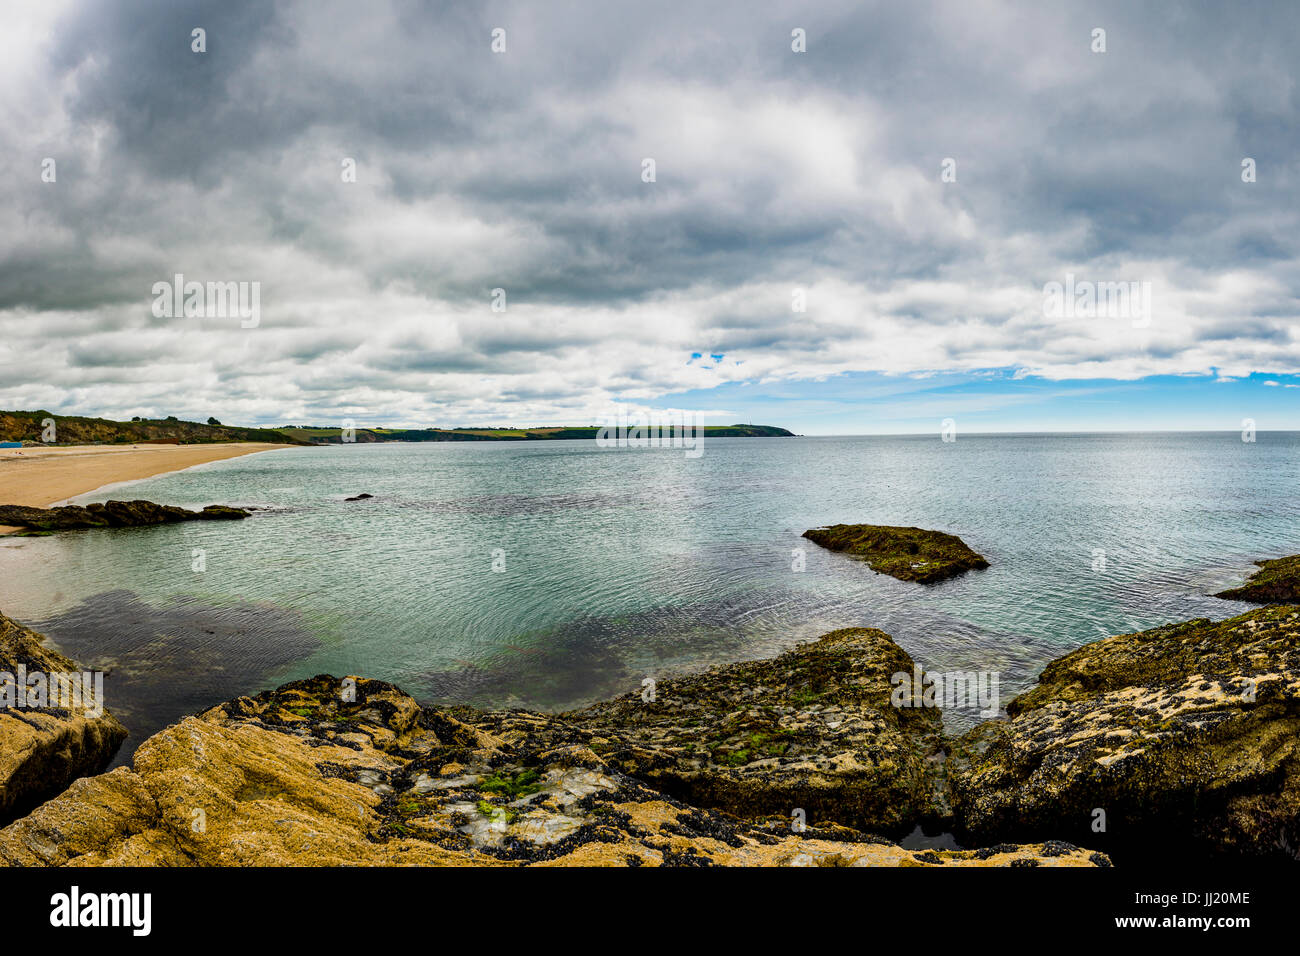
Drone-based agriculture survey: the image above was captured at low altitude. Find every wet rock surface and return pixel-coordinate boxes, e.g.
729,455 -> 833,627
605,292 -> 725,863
802,524 -> 989,584
0,499 -> 250,534
566,628 -> 946,836
0,613 -> 127,825
0,675 -> 1103,867
949,606 -> 1300,860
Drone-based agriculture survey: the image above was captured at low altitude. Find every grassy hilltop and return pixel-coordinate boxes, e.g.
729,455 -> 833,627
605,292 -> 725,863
0,410 -> 309,445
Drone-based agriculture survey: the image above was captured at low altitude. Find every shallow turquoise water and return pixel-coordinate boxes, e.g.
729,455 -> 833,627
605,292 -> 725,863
0,433 -> 1292,762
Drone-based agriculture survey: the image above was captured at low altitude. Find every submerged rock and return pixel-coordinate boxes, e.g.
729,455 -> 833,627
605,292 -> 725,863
949,607 -> 1300,860
566,628 -> 947,836
802,524 -> 989,584
0,675 -> 1103,867
344,493 -> 374,501
1215,554 -> 1300,604
0,613 -> 127,824
0,499 -> 250,534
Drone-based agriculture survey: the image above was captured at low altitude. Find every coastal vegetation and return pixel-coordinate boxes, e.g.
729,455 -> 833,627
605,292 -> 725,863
0,410 -> 306,446
0,410 -> 793,446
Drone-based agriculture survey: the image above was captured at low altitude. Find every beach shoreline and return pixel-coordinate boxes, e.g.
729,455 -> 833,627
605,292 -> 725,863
0,442 -> 297,532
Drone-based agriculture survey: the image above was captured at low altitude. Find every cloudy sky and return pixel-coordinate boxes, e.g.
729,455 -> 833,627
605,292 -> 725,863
1,0 -> 1298,433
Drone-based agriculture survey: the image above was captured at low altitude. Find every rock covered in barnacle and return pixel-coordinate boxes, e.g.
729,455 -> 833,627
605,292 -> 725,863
949,606 -> 1300,860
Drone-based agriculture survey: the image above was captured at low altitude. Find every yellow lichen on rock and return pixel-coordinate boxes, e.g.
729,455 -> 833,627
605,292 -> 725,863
0,674 -> 1106,868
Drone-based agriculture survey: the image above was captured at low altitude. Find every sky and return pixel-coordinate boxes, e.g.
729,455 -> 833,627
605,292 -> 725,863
0,0 -> 1298,435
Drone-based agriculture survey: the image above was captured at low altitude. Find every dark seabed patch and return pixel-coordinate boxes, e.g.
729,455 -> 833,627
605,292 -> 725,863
415,598 -> 780,713
412,588 -> 1060,725
34,590 -> 320,767
403,490 -> 641,516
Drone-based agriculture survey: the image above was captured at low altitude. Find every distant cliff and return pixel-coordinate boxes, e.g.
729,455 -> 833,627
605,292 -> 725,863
0,410 -> 308,446
0,411 -> 794,447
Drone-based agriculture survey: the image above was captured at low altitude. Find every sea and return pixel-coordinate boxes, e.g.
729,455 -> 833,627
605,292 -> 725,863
0,432 -> 1293,765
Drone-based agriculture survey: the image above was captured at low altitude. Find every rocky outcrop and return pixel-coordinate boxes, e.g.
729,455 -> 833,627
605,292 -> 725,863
18,597 -> 1297,866
567,628 -> 946,836
0,500 -> 250,534
802,524 -> 989,583
948,606 -> 1300,861
1215,554 -> 1300,604
0,613 -> 127,824
0,675 -> 1104,867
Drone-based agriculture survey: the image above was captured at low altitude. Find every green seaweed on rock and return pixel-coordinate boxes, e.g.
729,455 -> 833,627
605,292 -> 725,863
801,524 -> 989,584
1215,554 -> 1300,604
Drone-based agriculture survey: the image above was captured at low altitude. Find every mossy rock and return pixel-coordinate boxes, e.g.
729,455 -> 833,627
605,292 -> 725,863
565,628 -> 947,836
1215,554 -> 1300,604
802,524 -> 989,584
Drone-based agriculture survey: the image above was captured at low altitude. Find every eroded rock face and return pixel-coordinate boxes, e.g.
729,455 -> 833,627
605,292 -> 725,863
802,525 -> 989,584
566,628 -> 947,836
0,613 -> 127,824
949,607 -> 1300,860
0,500 -> 250,534
0,675 -> 1106,867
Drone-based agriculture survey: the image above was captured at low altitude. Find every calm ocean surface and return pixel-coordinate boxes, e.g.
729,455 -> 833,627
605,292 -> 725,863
1,432 -> 1294,764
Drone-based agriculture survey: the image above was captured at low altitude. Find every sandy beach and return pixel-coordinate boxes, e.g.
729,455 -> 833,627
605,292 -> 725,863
0,442 -> 297,531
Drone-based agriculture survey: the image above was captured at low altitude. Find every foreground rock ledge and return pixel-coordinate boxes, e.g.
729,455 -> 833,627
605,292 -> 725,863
0,614 -> 127,824
0,676 -> 1104,867
802,525 -> 989,584
4,601 -> 1293,865
0,500 -> 250,535
950,606 -> 1300,860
